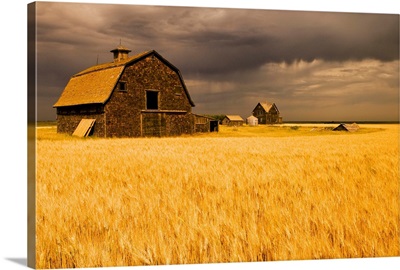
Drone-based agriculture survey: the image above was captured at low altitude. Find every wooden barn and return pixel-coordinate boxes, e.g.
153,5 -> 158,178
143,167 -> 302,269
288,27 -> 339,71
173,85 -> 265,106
333,123 -> 360,132
252,101 -> 282,124
221,115 -> 244,126
54,45 -> 205,137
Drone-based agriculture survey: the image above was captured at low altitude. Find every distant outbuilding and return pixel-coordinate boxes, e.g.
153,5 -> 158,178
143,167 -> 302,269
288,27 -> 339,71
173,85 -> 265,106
193,114 -> 219,132
221,115 -> 245,126
246,115 -> 258,126
333,123 -> 360,132
252,101 -> 282,124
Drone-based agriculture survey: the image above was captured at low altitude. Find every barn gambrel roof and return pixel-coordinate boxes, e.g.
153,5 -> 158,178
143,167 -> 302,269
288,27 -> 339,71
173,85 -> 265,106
54,50 -> 195,107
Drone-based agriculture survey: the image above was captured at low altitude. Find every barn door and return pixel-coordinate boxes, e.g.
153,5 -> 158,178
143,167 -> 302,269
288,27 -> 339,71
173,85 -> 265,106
142,113 -> 166,137
210,120 -> 219,132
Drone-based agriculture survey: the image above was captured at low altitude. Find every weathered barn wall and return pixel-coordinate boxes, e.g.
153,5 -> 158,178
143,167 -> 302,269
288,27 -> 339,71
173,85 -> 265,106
121,56 -> 192,112
56,113 -> 105,137
103,55 -> 193,137
103,85 -> 142,137
141,112 -> 194,137
166,113 -> 195,136
195,124 -> 209,133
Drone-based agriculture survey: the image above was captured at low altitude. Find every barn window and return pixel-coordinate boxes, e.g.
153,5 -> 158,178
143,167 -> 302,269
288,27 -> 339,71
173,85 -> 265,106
174,86 -> 182,96
118,81 -> 127,91
146,90 -> 159,110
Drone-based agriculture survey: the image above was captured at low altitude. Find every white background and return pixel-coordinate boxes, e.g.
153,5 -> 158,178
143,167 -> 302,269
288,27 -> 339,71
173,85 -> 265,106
0,0 -> 398,269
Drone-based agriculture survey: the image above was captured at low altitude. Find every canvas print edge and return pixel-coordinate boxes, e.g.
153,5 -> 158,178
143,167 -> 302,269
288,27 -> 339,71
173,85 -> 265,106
27,1 -> 399,269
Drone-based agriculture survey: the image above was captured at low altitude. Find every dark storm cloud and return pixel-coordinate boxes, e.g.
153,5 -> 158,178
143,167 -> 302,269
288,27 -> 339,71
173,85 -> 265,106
38,3 -> 398,71
90,6 -> 399,68
35,2 -> 399,121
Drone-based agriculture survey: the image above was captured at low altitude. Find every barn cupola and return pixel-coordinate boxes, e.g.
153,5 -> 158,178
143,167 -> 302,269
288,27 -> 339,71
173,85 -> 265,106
110,44 -> 131,62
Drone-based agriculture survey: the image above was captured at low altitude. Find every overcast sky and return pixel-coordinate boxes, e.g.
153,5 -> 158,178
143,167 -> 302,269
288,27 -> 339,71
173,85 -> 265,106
34,1 -> 399,121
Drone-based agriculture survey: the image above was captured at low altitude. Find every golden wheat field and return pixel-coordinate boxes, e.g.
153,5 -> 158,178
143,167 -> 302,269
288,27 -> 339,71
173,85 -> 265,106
35,123 -> 399,269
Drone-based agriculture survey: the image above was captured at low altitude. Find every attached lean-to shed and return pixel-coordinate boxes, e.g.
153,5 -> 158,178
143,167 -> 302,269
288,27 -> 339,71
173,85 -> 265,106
246,115 -> 258,126
221,115 -> 245,126
333,123 -> 360,132
193,114 -> 219,132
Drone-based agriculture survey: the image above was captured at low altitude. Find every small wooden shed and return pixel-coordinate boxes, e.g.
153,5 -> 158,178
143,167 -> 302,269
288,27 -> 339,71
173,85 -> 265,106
193,114 -> 219,132
246,115 -> 258,126
333,123 -> 360,132
221,115 -> 245,126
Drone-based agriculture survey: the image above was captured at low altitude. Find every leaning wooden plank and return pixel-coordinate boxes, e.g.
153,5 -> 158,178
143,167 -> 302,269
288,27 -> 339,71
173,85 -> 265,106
83,119 -> 96,137
72,119 -> 89,137
72,119 -> 96,137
